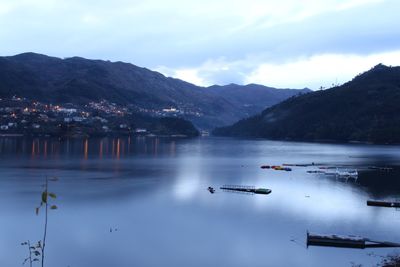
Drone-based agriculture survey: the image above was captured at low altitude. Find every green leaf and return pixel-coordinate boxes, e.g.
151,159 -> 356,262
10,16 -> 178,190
50,205 -> 58,210
41,191 -> 47,203
48,193 -> 57,199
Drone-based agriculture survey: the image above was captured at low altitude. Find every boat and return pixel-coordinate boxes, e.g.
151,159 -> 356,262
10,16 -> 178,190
271,166 -> 292,171
335,168 -> 358,178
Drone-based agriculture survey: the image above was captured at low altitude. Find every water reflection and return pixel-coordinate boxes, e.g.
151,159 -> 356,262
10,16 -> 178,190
1,137 -> 400,267
0,137 -> 179,160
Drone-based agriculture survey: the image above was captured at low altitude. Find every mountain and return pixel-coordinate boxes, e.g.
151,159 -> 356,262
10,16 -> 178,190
207,84 -> 310,118
0,52 -> 308,129
213,64 -> 400,144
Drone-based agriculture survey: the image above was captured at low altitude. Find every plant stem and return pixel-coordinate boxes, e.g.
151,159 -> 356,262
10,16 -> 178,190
27,240 -> 32,267
41,177 -> 48,267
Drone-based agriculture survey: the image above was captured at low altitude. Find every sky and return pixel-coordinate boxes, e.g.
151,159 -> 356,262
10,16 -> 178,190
1,0 -> 400,89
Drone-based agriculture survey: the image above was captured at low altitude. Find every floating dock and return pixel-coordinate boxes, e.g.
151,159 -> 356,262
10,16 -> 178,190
307,232 -> 400,249
284,163 -> 394,172
367,200 -> 400,208
283,163 -> 311,167
220,185 -> 271,195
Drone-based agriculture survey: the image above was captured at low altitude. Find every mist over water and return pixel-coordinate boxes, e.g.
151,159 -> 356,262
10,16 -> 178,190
1,137 -> 400,267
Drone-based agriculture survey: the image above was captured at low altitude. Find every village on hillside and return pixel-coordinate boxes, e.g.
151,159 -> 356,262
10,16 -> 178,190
0,96 -> 202,137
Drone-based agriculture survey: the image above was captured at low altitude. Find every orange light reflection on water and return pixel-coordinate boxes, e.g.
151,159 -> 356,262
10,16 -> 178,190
116,139 -> 120,159
84,139 -> 88,160
99,140 -> 103,159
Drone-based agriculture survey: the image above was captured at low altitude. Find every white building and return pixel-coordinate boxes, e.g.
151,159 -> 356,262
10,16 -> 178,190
73,116 -> 84,122
58,108 -> 77,114
135,128 -> 147,133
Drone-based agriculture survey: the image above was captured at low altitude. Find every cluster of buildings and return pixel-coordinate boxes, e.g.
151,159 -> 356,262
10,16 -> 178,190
87,100 -> 203,118
133,105 -> 203,117
0,97 -> 148,137
0,96 -> 205,137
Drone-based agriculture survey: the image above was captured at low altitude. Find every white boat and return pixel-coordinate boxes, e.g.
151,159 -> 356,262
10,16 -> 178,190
335,168 -> 358,178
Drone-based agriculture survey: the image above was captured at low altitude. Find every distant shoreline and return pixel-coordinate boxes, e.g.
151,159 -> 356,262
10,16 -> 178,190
211,135 -> 400,146
0,134 -> 24,137
0,133 -> 195,139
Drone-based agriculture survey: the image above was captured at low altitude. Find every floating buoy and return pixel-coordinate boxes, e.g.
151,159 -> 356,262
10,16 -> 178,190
207,187 -> 215,194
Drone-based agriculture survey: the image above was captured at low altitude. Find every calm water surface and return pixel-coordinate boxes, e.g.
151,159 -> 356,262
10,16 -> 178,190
1,137 -> 400,267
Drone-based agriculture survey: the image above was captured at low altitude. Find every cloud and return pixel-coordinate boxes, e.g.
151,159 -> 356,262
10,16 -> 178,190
157,50 -> 400,89
0,0 -> 399,88
245,50 -> 400,89
156,57 -> 252,86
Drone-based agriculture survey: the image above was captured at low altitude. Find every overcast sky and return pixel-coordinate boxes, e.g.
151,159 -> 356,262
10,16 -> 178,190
1,0 -> 400,89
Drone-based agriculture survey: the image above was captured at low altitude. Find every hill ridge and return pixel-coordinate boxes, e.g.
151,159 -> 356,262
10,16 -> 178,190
0,52 -> 309,129
213,65 -> 400,144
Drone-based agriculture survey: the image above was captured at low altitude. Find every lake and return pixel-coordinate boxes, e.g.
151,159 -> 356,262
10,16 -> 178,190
1,137 -> 400,267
